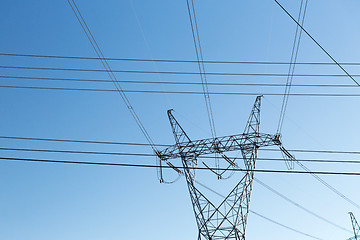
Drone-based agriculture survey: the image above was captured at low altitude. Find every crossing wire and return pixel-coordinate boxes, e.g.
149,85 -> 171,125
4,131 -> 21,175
249,210 -> 324,240
253,178 -> 351,233
275,0 -> 360,212
186,0 -> 217,142
277,0 -> 309,134
3,1 -> 358,225
295,160 -> 360,210
66,0 -> 182,183
274,0 -> 359,86
0,2 -> 356,236
66,0 -> 159,156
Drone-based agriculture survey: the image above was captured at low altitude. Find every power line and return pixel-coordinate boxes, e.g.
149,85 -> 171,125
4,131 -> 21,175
67,0 -> 159,159
261,148 -> 360,155
2,75 -> 359,88
2,156 -> 360,175
1,1 -> 356,238
2,135 -> 360,155
265,0 -> 360,205
3,146 -> 360,164
4,85 -> 360,97
0,147 -> 158,157
186,0 -> 217,143
294,160 -> 360,210
254,178 -> 351,233
0,135 -> 170,146
185,0 -> 220,173
277,0 -> 308,134
1,139 -> 350,234
3,64 -> 360,77
249,210 -> 324,240
4,52 -> 360,66
274,0 -> 359,86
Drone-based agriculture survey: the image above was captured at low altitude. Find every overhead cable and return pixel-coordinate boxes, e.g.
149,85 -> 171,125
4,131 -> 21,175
1,75 -> 359,88
3,65 -> 360,77
277,0 -> 308,134
186,0 -> 217,142
254,178 -> 351,233
4,85 -> 360,97
2,156 -> 360,176
295,160 -> 360,210
274,0 -> 359,86
66,0 -> 158,155
3,135 -> 360,155
249,210 -> 324,240
0,135 -> 170,146
4,146 -> 360,164
4,52 -> 360,66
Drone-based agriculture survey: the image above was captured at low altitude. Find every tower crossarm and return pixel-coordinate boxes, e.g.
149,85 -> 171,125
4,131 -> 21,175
157,96 -> 296,240
158,132 -> 280,160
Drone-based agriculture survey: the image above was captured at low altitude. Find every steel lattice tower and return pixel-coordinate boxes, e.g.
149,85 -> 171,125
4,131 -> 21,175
157,96 -> 294,240
348,212 -> 360,240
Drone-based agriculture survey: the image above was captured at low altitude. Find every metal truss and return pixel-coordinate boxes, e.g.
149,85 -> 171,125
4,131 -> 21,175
348,212 -> 360,240
157,96 -> 294,240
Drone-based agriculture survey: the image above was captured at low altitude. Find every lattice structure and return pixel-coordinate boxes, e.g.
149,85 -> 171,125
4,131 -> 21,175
157,96 -> 294,240
348,212 -> 360,240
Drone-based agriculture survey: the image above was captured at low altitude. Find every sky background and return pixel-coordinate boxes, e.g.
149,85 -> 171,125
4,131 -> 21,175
0,0 -> 360,239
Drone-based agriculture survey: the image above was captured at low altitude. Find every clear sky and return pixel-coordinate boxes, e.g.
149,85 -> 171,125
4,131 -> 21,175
1,0 -> 360,240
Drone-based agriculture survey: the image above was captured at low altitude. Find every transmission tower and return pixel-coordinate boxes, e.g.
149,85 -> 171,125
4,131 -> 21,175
348,212 -> 360,240
157,96 -> 294,240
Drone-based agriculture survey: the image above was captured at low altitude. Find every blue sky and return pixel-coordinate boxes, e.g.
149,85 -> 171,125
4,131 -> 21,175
1,0 -> 360,239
